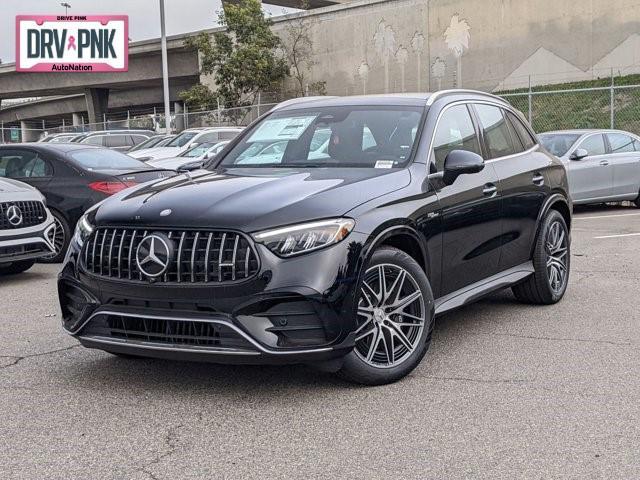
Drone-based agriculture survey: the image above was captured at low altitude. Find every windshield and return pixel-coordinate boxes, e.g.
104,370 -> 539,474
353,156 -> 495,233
539,133 -> 581,157
166,131 -> 198,147
180,142 -> 218,158
216,105 -> 424,169
129,136 -> 164,152
69,149 -> 149,171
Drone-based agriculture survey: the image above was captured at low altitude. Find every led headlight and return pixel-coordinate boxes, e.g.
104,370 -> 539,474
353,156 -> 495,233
72,211 -> 95,247
252,218 -> 355,257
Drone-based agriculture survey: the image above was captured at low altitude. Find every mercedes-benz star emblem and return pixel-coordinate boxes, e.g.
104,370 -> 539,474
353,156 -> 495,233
6,205 -> 23,227
136,233 -> 174,278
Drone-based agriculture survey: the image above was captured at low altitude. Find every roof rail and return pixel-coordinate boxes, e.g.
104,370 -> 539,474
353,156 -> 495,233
426,89 -> 506,106
272,96 -> 339,111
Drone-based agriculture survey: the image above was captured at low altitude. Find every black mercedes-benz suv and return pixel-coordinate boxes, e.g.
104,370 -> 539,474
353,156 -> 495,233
59,91 -> 572,385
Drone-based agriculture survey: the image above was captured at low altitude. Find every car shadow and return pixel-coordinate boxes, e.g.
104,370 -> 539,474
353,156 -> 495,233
63,289 -> 521,395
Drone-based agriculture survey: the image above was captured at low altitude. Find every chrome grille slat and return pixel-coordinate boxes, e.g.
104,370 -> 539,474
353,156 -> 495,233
177,232 -> 186,283
82,227 -> 259,284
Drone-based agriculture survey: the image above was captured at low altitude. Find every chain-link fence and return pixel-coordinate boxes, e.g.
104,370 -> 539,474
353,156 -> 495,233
499,84 -> 640,135
3,80 -> 640,142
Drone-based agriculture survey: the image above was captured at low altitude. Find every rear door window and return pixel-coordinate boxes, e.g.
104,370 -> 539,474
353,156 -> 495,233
82,135 -> 105,146
105,135 -> 131,148
0,150 -> 52,178
606,133 -> 635,153
474,104 -> 516,159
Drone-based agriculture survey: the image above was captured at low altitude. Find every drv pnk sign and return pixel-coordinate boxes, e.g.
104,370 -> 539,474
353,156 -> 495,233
16,15 -> 128,72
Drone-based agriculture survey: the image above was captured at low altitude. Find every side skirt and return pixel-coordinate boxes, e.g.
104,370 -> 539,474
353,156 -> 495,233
434,262 -> 534,316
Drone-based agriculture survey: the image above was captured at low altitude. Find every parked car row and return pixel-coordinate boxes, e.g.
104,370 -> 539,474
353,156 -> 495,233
0,143 -> 174,262
539,129 -> 640,207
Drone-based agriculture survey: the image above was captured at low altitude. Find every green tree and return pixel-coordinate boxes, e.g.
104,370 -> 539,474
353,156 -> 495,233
180,0 -> 289,112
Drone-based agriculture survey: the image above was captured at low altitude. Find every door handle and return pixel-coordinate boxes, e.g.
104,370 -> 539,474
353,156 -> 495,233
532,173 -> 545,186
599,160 -> 609,166
482,183 -> 497,196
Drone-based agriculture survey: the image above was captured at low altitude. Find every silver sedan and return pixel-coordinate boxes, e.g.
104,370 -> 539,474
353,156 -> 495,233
539,129 -> 640,206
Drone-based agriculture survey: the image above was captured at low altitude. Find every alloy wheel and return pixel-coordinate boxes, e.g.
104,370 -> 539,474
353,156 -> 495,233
545,221 -> 568,294
355,264 -> 425,369
44,216 -> 66,259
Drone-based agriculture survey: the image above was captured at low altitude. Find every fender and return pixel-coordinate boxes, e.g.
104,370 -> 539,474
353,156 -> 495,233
531,193 -> 572,256
361,224 -> 429,273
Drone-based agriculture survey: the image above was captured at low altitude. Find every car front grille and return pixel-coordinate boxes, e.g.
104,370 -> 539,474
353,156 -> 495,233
83,228 -> 260,284
0,201 -> 47,230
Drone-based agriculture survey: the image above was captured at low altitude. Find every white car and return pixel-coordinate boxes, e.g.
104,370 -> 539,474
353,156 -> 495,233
147,141 -> 230,171
0,178 -> 56,274
128,127 -> 242,162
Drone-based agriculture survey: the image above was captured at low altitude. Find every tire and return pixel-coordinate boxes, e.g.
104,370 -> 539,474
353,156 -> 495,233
40,210 -> 70,264
0,259 -> 36,275
634,192 -> 640,208
512,209 -> 570,305
337,247 -> 435,386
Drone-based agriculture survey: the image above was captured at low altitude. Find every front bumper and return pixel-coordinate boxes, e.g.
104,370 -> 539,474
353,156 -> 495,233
58,231 -> 368,365
0,218 -> 56,264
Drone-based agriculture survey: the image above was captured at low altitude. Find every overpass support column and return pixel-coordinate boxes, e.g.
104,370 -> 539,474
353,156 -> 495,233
20,121 -> 40,142
72,112 -> 83,127
174,102 -> 185,132
84,88 -> 109,129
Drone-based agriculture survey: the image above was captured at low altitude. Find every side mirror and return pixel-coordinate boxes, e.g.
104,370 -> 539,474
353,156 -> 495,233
443,150 -> 485,185
177,161 -> 203,172
570,148 -> 588,160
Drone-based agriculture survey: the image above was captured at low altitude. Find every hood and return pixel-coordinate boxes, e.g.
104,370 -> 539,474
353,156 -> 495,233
129,147 -> 182,161
0,177 -> 37,193
95,167 -> 411,232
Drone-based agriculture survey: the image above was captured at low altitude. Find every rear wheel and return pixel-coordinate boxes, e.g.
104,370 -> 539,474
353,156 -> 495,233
634,191 -> 640,208
40,211 -> 70,264
337,247 -> 434,385
0,260 -> 36,275
513,210 -> 570,304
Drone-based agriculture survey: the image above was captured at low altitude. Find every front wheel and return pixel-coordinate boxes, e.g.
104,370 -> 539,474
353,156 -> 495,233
337,247 -> 434,385
513,210 -> 570,304
40,211 -> 70,264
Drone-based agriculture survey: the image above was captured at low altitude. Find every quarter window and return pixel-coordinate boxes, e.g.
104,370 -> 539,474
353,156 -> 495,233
506,111 -> 536,150
474,104 -> 516,159
432,104 -> 481,171
577,135 -> 606,156
606,133 -> 635,153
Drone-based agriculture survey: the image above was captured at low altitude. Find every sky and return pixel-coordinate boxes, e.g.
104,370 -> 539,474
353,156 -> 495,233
0,0 -> 298,64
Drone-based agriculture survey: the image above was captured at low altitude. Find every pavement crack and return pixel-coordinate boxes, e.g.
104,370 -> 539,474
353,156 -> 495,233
0,344 -> 80,370
421,375 -> 526,385
482,332 -> 632,346
139,424 -> 184,480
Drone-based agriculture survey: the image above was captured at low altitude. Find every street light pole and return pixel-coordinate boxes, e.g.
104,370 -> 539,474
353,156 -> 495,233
159,0 -> 171,134
60,3 -> 71,15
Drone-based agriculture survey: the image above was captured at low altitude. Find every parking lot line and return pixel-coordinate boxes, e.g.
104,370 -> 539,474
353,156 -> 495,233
594,232 -> 640,239
575,213 -> 640,220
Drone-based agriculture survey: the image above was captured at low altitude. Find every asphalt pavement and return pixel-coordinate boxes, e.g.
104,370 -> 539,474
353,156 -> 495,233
1,204 -> 639,479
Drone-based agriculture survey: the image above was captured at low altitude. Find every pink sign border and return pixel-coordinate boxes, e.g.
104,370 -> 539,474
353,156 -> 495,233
15,15 -> 129,72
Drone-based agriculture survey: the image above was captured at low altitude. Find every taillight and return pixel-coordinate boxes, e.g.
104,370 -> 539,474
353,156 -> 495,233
88,181 -> 137,195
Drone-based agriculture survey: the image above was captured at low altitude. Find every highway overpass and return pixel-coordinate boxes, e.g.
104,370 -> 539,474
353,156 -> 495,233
0,35 -> 200,135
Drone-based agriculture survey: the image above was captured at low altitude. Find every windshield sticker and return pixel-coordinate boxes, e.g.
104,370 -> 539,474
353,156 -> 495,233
248,116 -> 317,142
375,160 -> 395,169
